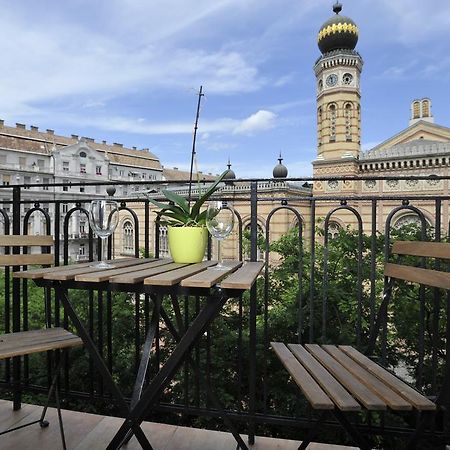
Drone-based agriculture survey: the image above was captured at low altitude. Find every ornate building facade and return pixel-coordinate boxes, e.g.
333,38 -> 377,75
312,2 -> 450,233
0,121 -> 162,261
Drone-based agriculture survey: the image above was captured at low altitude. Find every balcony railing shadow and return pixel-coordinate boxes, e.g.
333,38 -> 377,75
0,175 -> 449,449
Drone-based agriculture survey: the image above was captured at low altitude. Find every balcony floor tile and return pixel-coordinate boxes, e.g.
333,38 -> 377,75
0,399 -> 358,449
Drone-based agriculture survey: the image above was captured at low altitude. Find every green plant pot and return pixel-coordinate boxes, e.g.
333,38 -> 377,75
168,226 -> 208,263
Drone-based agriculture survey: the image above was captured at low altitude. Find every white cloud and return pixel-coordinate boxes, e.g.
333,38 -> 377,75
11,109 -> 278,138
232,110 -> 277,135
0,6 -> 266,116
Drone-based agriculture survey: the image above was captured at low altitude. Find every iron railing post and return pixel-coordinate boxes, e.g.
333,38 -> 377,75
248,181 -> 257,445
12,186 -> 21,410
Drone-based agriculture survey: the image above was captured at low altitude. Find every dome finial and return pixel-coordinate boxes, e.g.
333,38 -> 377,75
278,151 -> 283,164
333,1 -> 342,14
227,157 -> 231,170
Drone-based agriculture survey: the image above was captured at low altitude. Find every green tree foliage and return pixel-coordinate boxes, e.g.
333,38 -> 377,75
0,223 -> 447,449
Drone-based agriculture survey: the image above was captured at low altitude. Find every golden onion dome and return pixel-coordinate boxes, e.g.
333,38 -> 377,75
318,2 -> 358,54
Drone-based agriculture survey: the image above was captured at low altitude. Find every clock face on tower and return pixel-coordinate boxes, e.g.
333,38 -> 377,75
326,73 -> 338,87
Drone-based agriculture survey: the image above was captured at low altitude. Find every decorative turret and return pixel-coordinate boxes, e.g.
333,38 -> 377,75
273,153 -> 288,178
223,158 -> 236,180
314,2 -> 363,163
313,2 -> 362,195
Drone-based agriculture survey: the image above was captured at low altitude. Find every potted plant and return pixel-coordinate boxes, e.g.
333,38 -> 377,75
146,170 -> 228,263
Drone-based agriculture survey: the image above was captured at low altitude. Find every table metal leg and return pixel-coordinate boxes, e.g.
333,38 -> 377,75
159,304 -> 249,450
122,294 -> 162,446
106,291 -> 232,450
54,283 -> 153,450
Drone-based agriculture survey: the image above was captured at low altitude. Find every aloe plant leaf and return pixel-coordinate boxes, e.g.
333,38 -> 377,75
190,170 -> 228,220
161,189 -> 190,215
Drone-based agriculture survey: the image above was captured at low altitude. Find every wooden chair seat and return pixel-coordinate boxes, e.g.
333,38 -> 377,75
271,342 -> 435,413
0,328 -> 83,360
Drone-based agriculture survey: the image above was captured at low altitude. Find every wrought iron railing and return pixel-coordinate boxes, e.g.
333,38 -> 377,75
0,175 -> 449,447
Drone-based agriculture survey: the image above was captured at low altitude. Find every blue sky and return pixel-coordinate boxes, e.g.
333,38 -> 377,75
0,0 -> 449,177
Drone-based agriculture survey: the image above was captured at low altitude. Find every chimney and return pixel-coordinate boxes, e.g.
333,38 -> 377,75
0,119 -> 4,127
16,123 -> 26,129
71,134 -> 78,140
132,146 -> 137,150
31,125 -> 39,132
173,167 -> 178,170
102,140 -> 106,145
47,129 -> 54,135
85,137 -> 94,143
113,142 -> 123,147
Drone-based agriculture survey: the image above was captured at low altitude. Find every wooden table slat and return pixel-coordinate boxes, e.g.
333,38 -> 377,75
339,345 -> 436,411
305,344 -> 386,411
111,262 -> 190,284
271,342 -> 334,410
13,257 -> 138,279
75,259 -> 172,282
219,261 -> 264,290
288,344 -> 360,411
143,261 -> 218,286
322,345 -> 412,411
180,261 -> 243,288
42,258 -> 148,281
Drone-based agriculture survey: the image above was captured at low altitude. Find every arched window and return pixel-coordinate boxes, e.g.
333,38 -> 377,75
328,104 -> 337,142
345,103 -> 352,141
327,221 -> 342,240
421,99 -> 430,117
413,101 -> 420,119
393,214 -> 427,230
317,107 -> 322,146
159,225 -> 169,257
123,220 -> 134,255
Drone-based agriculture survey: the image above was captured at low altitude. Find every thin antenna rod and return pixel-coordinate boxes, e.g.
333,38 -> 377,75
188,85 -> 204,205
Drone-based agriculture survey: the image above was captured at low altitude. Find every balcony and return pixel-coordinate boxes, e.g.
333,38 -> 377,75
0,175 -> 449,449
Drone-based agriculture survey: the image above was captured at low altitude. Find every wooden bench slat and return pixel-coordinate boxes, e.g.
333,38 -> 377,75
288,344 -> 360,411
322,345 -> 412,411
0,235 -> 54,246
220,261 -> 264,290
339,346 -> 436,411
0,328 -> 82,359
75,259 -> 168,282
143,261 -> 218,286
0,254 -> 54,266
384,263 -> 450,291
392,241 -> 450,259
305,344 -> 386,411
181,261 -> 243,288
42,258 -> 146,281
271,342 -> 334,410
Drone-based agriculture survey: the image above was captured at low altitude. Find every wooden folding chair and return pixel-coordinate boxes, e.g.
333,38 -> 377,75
0,235 -> 82,449
272,240 -> 450,449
